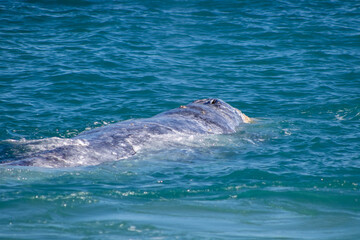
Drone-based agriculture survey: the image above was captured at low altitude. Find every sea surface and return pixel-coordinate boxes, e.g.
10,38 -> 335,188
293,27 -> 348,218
1,0 -> 360,239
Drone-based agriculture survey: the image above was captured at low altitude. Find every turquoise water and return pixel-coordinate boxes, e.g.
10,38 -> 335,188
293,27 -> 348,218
1,0 -> 360,239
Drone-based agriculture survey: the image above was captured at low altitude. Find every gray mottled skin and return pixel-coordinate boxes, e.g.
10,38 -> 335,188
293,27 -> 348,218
6,99 -> 248,167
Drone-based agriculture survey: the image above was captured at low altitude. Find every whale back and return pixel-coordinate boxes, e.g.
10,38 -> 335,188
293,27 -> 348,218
3,99 -> 249,167
156,98 -> 244,134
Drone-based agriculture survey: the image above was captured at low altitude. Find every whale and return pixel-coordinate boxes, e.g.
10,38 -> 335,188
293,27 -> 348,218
4,98 -> 251,167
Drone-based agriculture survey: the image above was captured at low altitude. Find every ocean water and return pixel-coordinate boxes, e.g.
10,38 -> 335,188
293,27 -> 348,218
1,0 -> 360,239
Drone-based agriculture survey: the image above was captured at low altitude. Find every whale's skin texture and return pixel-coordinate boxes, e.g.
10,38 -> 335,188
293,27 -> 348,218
5,99 -> 249,167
